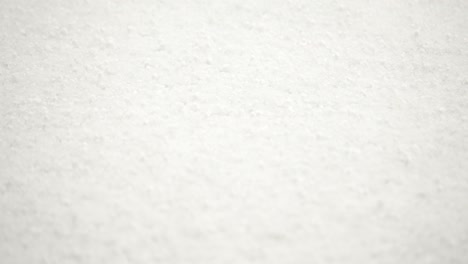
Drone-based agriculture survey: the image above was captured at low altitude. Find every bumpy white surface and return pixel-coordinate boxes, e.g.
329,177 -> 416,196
1,0 -> 467,263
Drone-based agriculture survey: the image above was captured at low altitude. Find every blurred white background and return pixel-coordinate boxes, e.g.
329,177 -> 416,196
1,0 -> 467,263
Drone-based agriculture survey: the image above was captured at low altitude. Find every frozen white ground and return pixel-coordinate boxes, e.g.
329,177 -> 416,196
1,0 -> 467,263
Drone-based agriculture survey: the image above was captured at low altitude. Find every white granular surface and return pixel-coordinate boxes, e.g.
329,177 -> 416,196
1,0 -> 467,263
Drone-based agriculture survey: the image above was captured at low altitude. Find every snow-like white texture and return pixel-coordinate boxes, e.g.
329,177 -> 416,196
1,0 -> 467,263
